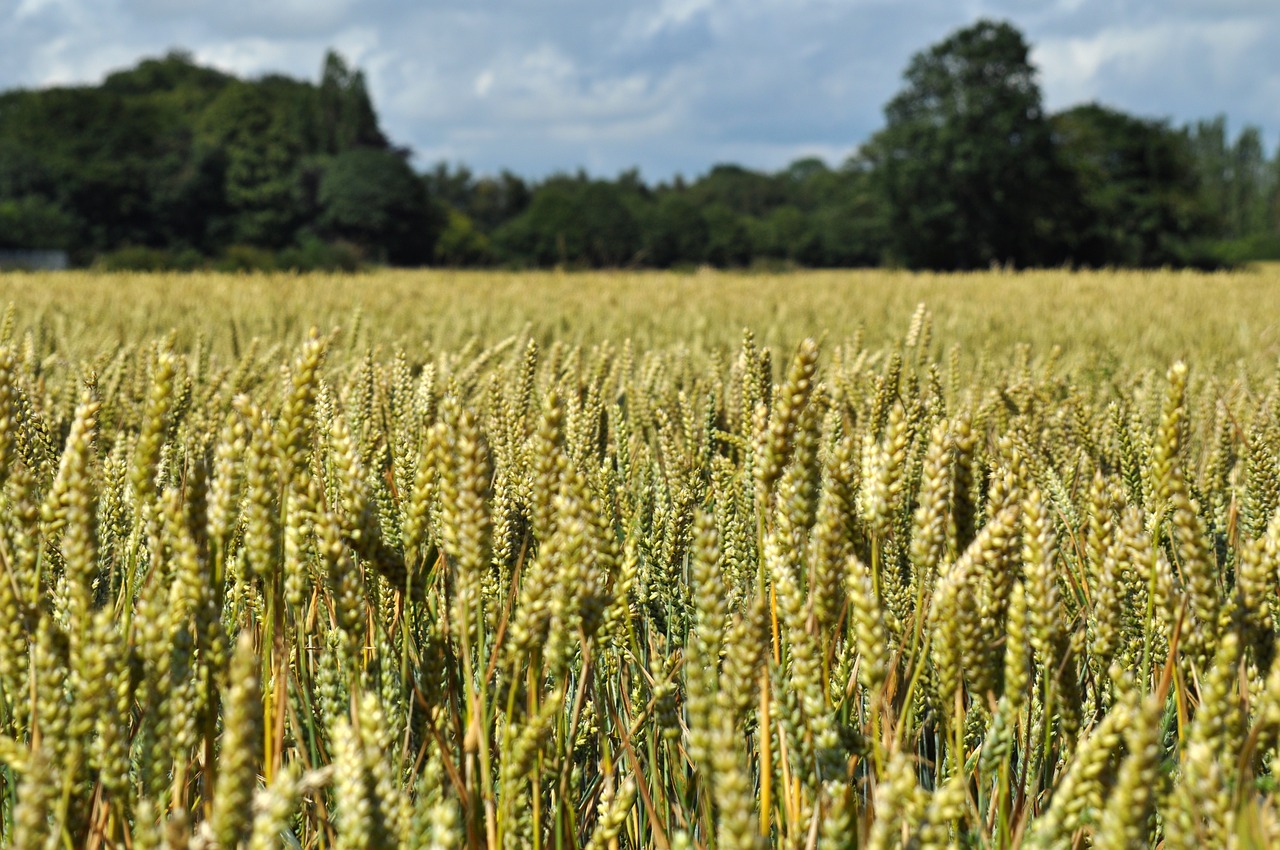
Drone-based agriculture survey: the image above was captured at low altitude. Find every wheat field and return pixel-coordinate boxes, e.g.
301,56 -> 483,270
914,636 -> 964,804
1,267 -> 1280,849
5,267 -> 1280,366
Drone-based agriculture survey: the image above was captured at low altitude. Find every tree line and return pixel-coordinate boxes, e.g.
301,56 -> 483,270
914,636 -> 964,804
1,21 -> 1278,271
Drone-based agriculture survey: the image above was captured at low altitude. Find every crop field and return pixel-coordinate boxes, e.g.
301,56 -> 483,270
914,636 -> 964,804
1,266 -> 1280,850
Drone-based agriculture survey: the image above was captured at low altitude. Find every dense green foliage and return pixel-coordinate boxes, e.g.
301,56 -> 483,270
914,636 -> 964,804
317,149 -> 440,264
867,21 -> 1072,269
0,50 -> 430,266
1053,105 -> 1212,268
0,21 -> 1278,270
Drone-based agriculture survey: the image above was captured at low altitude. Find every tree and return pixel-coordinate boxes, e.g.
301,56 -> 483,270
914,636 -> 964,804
688,164 -> 786,217
467,172 -> 532,231
811,202 -> 883,267
641,193 -> 709,267
0,87 -> 181,252
318,51 -> 388,153
0,195 -> 76,250
779,157 -> 845,212
1188,117 -> 1275,243
0,49 -> 416,264
869,19 -> 1071,269
101,50 -> 232,109
423,162 -> 477,211
0,138 -> 55,200
1187,117 -> 1231,235
1272,146 -> 1280,237
701,203 -> 752,267
198,81 -> 312,247
1054,104 -> 1214,267
318,148 -> 439,264
753,205 -> 822,265
423,165 -> 532,234
1231,128 -> 1271,238
493,179 -> 642,267
434,209 -> 493,266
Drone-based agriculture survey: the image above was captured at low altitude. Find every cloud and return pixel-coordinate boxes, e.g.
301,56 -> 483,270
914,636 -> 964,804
626,0 -> 717,39
0,0 -> 1276,179
1031,10 -> 1280,136
131,0 -> 373,39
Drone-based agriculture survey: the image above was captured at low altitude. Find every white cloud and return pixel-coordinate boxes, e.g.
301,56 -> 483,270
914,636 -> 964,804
191,39 -> 311,79
131,0 -> 365,37
626,0 -> 720,40
1032,15 -> 1277,146
1035,18 -> 1266,103
27,37 -> 145,88
0,0 -> 1277,177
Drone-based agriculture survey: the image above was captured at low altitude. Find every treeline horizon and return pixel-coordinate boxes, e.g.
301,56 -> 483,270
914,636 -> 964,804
1,19 -> 1278,272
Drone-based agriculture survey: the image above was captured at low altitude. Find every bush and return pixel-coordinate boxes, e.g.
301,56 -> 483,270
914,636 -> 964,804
94,246 -> 205,272
1209,233 -> 1280,266
170,248 -> 207,271
0,195 -> 78,251
434,209 -> 493,267
96,241 -> 366,274
214,245 -> 279,273
276,237 -> 364,272
317,149 -> 439,264
492,179 -> 642,268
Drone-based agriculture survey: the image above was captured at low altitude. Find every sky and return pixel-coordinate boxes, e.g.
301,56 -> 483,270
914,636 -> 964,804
1,0 -> 1277,182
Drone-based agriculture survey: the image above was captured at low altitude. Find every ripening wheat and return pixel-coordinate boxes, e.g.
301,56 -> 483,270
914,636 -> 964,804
1,268 -> 1280,850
